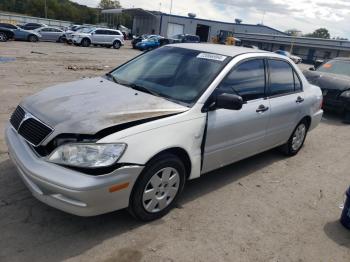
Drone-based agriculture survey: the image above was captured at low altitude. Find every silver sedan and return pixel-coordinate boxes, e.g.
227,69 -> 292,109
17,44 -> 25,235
34,26 -> 65,42
6,44 -> 323,221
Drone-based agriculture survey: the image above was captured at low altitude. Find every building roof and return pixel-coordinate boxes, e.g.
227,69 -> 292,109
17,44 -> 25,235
168,43 -> 268,56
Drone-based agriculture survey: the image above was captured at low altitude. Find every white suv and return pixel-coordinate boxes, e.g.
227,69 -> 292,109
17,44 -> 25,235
73,28 -> 124,49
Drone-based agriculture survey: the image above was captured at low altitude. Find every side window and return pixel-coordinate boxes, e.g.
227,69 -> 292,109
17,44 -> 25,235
217,59 -> 266,101
268,60 -> 295,96
95,30 -> 104,35
294,71 -> 302,92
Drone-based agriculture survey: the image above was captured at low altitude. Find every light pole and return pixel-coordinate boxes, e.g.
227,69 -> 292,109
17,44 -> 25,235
170,0 -> 173,15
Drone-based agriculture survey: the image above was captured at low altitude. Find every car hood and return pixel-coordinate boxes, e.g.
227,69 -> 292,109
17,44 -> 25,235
303,70 -> 350,91
20,77 -> 188,137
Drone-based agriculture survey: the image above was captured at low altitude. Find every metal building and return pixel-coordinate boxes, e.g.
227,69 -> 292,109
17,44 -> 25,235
102,8 -> 350,62
101,8 -> 286,42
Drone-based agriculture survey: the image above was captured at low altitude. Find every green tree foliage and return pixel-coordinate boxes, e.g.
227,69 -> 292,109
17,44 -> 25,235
0,0 -> 99,24
98,0 -> 121,9
304,28 -> 331,39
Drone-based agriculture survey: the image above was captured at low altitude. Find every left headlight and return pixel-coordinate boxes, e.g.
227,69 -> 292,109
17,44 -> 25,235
47,143 -> 127,168
340,90 -> 350,98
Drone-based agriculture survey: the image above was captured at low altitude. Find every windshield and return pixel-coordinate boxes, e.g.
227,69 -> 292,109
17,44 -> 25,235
79,27 -> 94,33
110,47 -> 230,105
317,59 -> 350,77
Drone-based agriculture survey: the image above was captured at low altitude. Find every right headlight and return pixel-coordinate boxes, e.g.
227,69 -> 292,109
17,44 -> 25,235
340,90 -> 350,98
47,143 -> 127,168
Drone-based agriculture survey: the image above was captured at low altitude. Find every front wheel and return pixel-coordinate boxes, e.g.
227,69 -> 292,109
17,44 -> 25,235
128,154 -> 186,221
28,35 -> 38,42
0,32 -> 7,42
81,38 -> 90,47
280,120 -> 308,156
343,110 -> 350,124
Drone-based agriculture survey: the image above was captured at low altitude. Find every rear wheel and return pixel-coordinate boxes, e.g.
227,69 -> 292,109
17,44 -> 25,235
128,153 -> 186,221
81,38 -> 90,47
28,35 -> 38,42
0,32 -> 7,42
113,41 -> 121,49
280,120 -> 308,156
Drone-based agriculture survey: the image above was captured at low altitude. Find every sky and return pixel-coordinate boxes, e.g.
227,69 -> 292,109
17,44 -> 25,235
72,0 -> 350,38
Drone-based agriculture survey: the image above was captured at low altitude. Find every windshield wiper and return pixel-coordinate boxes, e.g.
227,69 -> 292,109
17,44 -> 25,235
127,83 -> 161,97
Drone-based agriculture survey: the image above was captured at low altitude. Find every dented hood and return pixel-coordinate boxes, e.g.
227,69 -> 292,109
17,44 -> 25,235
21,77 -> 188,136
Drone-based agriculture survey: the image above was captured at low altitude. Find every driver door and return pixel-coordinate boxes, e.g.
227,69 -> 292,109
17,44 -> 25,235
202,58 -> 271,173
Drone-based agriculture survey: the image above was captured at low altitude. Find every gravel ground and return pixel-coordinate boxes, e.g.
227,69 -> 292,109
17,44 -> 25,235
0,41 -> 349,262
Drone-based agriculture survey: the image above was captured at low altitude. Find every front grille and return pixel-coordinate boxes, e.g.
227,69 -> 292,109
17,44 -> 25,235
10,106 -> 25,129
10,106 -> 53,146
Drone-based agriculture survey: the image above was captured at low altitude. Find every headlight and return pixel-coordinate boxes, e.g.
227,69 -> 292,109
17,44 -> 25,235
47,143 -> 126,168
340,90 -> 350,98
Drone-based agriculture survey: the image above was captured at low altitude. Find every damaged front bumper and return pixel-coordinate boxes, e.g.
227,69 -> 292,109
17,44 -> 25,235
5,125 -> 144,216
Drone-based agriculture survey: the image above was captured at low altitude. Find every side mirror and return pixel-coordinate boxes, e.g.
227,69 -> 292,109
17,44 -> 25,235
309,67 -> 315,71
91,32 -> 94,35
216,93 -> 244,110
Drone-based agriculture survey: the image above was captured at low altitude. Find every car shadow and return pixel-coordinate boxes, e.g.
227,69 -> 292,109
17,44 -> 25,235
321,111 -> 348,126
323,220 -> 350,248
0,149 -> 284,262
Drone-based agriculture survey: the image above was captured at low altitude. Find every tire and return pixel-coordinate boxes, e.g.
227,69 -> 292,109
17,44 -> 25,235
280,120 -> 308,156
113,40 -> 121,49
128,153 -> 186,221
343,110 -> 350,124
28,35 -> 38,42
0,32 -> 7,42
58,36 -> 64,43
81,38 -> 90,47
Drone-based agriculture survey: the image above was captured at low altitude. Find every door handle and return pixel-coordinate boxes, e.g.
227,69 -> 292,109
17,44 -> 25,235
256,105 -> 269,113
296,96 -> 304,103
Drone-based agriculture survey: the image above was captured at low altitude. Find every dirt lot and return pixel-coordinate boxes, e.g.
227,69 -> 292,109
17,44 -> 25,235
0,41 -> 349,262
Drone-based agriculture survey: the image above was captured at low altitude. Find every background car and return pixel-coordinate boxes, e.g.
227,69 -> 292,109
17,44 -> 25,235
132,34 -> 150,48
274,50 -> 302,64
34,26 -> 65,42
72,28 -> 124,48
135,35 -> 164,51
63,25 -> 91,43
170,34 -> 200,43
0,23 -> 41,42
0,26 -> 15,42
242,44 -> 259,49
20,22 -> 46,30
303,57 -> 350,123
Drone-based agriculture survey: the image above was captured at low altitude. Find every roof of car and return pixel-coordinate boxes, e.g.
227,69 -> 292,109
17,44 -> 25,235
167,43 -> 268,57
333,57 -> 350,61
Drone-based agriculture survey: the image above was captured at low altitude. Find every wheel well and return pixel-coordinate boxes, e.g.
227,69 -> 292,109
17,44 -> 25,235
301,116 -> 311,129
28,34 -> 36,39
82,37 -> 90,43
146,148 -> 192,179
113,39 -> 121,44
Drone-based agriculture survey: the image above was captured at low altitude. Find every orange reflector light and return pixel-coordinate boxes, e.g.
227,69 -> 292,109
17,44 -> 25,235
109,182 -> 129,193
323,63 -> 332,69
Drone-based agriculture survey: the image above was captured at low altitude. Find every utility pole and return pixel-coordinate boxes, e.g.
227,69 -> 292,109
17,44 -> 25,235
261,11 -> 265,25
44,0 -> 48,18
170,0 -> 173,15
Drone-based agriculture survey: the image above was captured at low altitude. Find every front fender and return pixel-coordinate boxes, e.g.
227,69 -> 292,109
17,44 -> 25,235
98,114 -> 206,179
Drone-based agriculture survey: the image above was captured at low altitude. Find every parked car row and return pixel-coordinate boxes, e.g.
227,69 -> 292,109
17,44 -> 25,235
131,33 -> 201,51
0,22 -> 125,49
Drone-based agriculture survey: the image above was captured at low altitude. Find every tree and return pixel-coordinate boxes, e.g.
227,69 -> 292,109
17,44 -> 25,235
98,0 -> 121,9
304,28 -> 330,39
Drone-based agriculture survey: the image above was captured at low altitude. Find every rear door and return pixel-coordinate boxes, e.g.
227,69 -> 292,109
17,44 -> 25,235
39,27 -> 52,41
264,59 -> 304,148
202,58 -> 271,173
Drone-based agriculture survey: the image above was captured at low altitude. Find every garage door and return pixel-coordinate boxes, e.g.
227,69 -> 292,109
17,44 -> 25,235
167,23 -> 184,37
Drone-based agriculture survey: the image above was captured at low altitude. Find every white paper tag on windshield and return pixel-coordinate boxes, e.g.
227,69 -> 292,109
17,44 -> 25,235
197,53 -> 227,61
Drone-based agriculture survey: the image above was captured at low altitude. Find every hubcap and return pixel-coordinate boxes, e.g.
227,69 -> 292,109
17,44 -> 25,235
292,124 -> 306,151
142,167 -> 180,213
0,34 -> 5,41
